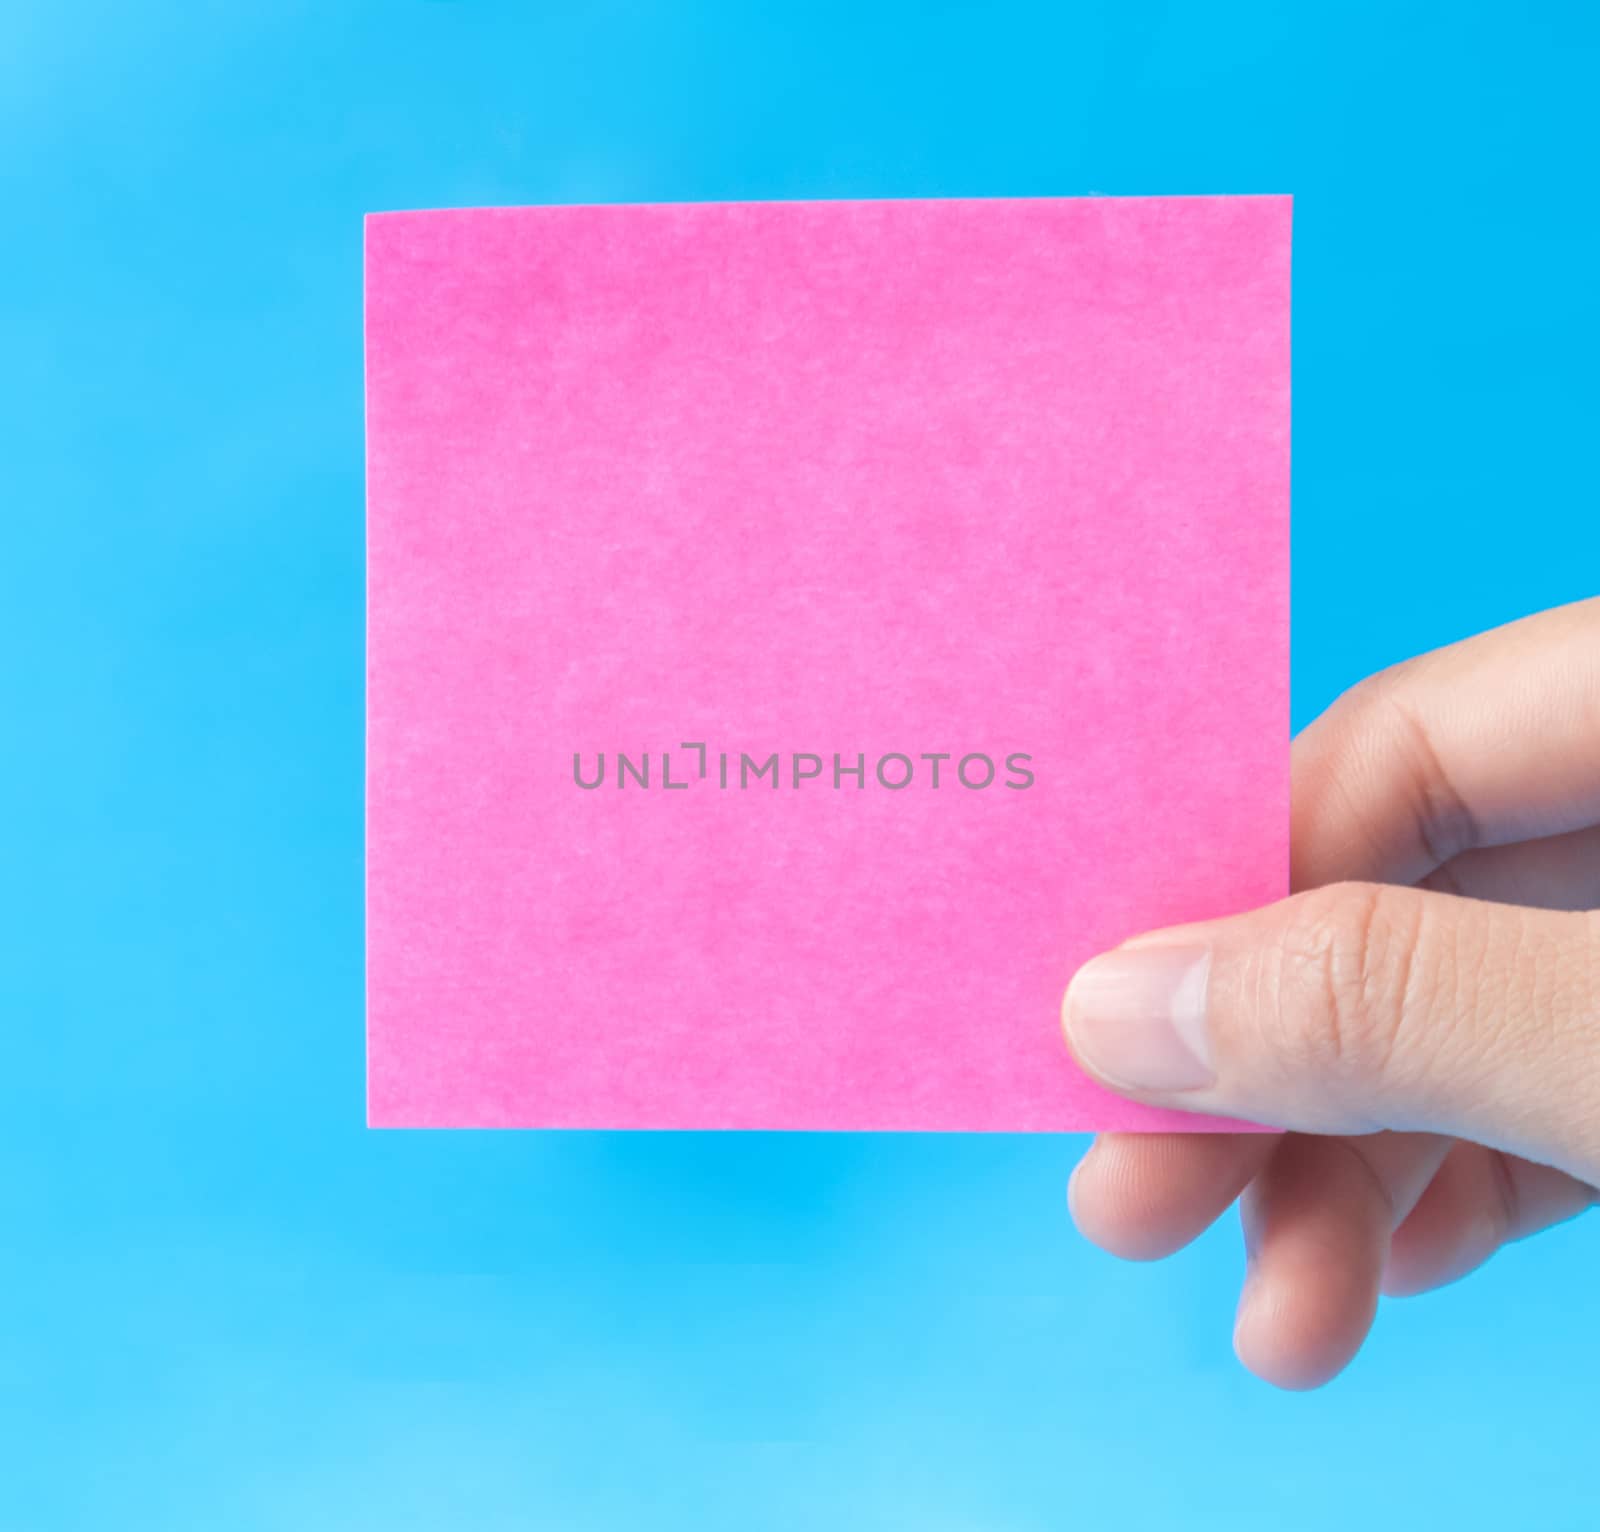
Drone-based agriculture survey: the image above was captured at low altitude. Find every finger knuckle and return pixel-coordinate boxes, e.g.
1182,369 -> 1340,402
1335,666 -> 1479,868
1271,883 -> 1430,1085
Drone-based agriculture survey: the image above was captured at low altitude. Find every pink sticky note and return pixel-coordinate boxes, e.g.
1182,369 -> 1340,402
365,196 -> 1290,1132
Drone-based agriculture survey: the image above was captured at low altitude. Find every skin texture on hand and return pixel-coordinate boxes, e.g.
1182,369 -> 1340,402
1061,597 -> 1600,1390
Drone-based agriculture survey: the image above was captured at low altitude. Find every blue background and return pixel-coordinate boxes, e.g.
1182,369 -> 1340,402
6,3 -> 1597,1525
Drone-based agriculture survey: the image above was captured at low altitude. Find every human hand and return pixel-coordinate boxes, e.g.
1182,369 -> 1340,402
1061,598 -> 1600,1388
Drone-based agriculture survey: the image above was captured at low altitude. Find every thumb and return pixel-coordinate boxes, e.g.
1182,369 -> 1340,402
1062,883 -> 1600,1183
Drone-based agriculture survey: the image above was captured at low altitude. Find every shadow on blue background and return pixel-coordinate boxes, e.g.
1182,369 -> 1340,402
4,3 -> 1597,1526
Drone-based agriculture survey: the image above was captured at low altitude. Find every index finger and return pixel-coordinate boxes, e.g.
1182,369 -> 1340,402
1292,596 -> 1600,889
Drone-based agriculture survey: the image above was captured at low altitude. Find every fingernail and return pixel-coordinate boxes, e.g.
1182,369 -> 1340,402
1062,945 -> 1215,1092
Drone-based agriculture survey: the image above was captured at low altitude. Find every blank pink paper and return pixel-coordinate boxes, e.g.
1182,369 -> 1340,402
365,196 -> 1290,1131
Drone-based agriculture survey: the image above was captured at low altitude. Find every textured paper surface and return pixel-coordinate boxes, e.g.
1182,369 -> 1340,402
365,196 -> 1290,1131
